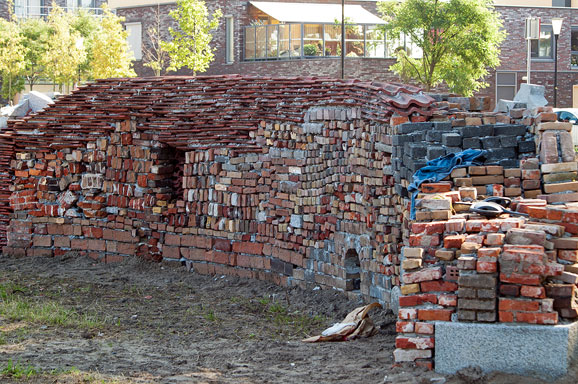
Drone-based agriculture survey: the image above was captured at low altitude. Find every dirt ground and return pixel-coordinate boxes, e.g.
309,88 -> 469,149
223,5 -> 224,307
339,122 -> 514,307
0,255 -> 577,384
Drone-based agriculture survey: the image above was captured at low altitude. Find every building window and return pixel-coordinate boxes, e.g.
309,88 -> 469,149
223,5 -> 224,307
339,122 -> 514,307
570,27 -> 578,69
243,23 -> 388,61
531,25 -> 553,60
496,72 -> 517,102
226,17 -> 234,63
125,22 -> 142,61
14,0 -> 43,18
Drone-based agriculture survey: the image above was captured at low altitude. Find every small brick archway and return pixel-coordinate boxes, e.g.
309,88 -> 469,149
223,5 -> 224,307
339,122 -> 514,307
344,248 -> 362,292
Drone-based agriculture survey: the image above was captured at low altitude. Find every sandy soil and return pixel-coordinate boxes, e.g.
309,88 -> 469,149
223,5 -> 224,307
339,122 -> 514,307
0,255 -> 576,384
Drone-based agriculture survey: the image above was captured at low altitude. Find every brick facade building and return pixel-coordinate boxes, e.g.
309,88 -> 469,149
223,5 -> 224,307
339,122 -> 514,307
113,1 -> 578,108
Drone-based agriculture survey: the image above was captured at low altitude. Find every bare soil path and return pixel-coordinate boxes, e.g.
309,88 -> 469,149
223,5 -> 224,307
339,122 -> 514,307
0,255 -> 576,384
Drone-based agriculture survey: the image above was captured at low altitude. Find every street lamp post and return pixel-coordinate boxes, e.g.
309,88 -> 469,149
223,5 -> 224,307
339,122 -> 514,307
552,18 -> 563,107
341,0 -> 345,79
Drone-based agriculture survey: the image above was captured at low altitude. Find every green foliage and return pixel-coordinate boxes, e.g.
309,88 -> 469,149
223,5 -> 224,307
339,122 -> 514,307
19,18 -> 51,90
378,0 -> 506,96
90,5 -> 136,79
42,4 -> 87,91
303,44 -> 320,56
162,0 -> 222,75
0,18 -> 27,101
70,10 -> 100,82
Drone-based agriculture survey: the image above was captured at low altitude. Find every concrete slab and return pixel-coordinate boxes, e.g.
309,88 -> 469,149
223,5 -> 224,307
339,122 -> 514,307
435,321 -> 578,379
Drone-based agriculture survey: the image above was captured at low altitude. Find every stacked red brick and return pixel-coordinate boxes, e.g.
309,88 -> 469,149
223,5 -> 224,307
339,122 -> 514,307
4,75 -> 434,306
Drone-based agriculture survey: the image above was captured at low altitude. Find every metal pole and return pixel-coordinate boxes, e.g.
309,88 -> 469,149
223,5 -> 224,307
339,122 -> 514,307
527,39 -> 531,84
341,0 -> 345,79
554,34 -> 559,107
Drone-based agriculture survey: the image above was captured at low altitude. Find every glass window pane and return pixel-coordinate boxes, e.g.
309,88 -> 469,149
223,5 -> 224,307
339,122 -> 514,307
245,27 -> 255,60
497,72 -> 516,86
572,53 -> 578,68
256,26 -> 266,59
267,25 -> 278,58
497,86 -> 516,101
304,24 -> 322,56
573,28 -> 578,52
531,25 -> 552,58
366,25 -> 385,58
279,24 -> 290,58
324,24 -> 341,57
345,25 -> 364,57
290,24 -> 302,57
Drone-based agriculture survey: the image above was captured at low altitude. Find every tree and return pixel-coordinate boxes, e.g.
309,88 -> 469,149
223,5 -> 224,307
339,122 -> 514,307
70,10 -> 100,83
90,5 -> 136,79
162,0 -> 222,75
143,4 -> 170,76
42,4 -> 87,91
0,18 -> 27,102
378,0 -> 506,96
19,18 -> 51,90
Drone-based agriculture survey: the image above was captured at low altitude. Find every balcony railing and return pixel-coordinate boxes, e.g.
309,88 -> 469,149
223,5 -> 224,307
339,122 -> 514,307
14,5 -> 104,19
243,23 -> 422,61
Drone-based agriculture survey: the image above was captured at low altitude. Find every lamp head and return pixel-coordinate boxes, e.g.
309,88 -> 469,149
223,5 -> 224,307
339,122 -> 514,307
552,18 -> 563,36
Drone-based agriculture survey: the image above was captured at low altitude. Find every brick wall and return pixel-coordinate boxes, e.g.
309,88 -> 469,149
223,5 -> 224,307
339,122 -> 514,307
119,3 -> 578,108
117,1 -> 402,81
0,0 -> 9,20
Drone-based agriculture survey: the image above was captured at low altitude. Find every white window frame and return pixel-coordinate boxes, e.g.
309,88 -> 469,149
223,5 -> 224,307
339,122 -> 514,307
496,71 -> 517,102
226,16 -> 235,64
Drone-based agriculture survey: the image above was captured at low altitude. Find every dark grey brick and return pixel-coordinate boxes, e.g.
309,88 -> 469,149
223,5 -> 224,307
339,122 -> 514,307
427,146 -> 446,159
461,126 -> 480,138
486,148 -> 517,161
446,147 -> 462,154
398,122 -> 432,134
408,144 -> 427,158
493,124 -> 527,136
518,140 -> 536,153
500,135 -> 518,148
499,159 -> 519,168
479,125 -> 495,137
481,136 -> 501,149
463,138 -> 481,149
426,130 -> 443,142
433,121 -> 453,131
392,135 -> 413,146
442,133 -> 462,146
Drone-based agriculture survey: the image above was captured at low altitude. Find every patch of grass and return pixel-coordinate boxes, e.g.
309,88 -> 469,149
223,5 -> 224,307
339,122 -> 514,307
203,310 -> 218,322
258,297 -> 271,306
1,359 -> 38,379
264,301 -> 328,336
0,282 -> 105,330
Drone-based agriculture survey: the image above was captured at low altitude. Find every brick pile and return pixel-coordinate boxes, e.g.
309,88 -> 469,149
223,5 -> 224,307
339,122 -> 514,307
4,76 -> 437,307
6,76 -> 578,371
389,115 -> 536,198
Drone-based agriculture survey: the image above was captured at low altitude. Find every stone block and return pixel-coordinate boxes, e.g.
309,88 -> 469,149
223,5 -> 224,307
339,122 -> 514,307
442,133 -> 462,146
436,321 -> 578,379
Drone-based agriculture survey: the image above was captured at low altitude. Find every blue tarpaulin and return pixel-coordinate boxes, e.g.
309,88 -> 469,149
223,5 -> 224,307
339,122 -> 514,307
408,149 -> 487,220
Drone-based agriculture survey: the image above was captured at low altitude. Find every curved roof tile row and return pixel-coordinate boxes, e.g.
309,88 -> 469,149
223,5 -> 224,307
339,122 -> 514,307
9,75 -> 435,151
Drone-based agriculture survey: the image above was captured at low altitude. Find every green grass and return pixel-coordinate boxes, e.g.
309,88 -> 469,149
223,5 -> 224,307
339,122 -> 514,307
1,359 -> 38,379
203,310 -> 218,322
0,282 -> 105,329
